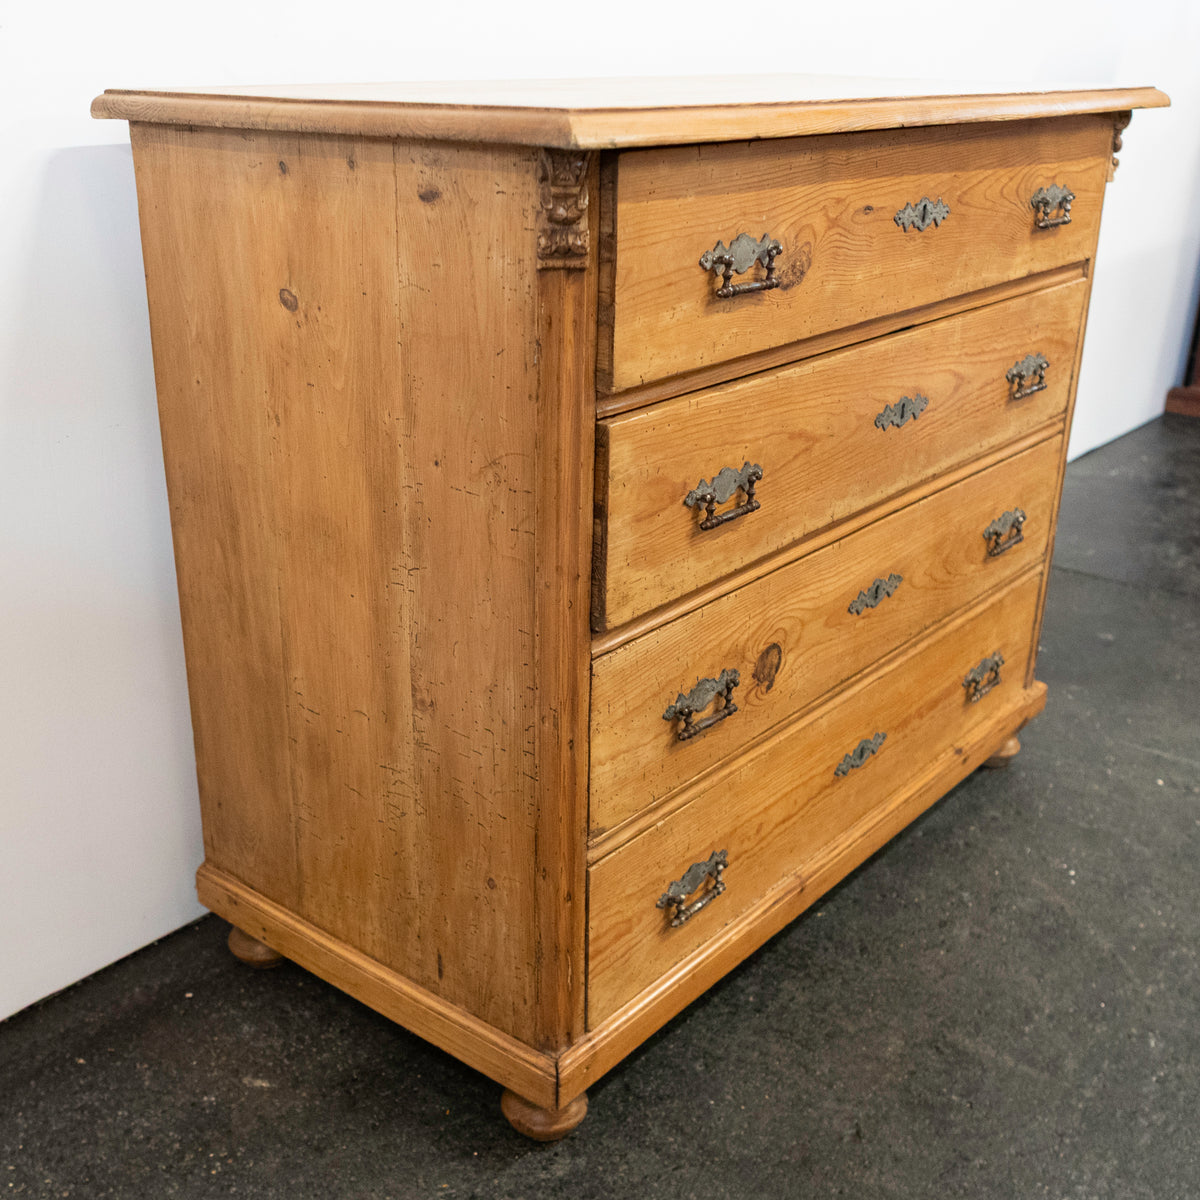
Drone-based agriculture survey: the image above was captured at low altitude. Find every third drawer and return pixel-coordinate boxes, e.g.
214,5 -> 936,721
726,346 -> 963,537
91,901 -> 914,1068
590,434 -> 1062,837
594,277 -> 1086,629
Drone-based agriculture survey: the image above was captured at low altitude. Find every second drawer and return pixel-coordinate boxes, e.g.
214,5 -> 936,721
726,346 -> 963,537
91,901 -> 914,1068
590,435 -> 1062,836
595,277 -> 1085,629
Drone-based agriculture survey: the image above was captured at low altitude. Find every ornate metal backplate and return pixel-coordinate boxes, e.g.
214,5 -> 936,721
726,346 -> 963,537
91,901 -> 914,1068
963,652 -> 1005,703
875,393 -> 929,430
1031,183 -> 1075,230
657,850 -> 728,928
663,669 -> 740,741
835,732 -> 887,777
536,150 -> 592,268
848,574 -> 903,615
894,197 -> 950,232
983,508 -> 1027,557
1006,353 -> 1049,401
683,461 -> 763,530
699,233 -> 782,298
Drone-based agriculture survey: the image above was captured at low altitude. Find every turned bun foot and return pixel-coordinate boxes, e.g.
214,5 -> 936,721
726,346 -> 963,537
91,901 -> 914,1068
983,734 -> 1022,769
500,1089 -> 588,1141
227,924 -> 284,968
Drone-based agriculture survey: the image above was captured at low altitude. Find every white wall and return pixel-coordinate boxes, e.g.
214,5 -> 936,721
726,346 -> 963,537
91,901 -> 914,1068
2,0 -> 1198,1020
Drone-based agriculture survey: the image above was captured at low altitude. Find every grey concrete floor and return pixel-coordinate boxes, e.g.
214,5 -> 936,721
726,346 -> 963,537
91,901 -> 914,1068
3,415 -> 1199,1199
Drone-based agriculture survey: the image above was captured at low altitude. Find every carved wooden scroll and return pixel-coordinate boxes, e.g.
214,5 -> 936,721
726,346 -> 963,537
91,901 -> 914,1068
537,150 -> 594,268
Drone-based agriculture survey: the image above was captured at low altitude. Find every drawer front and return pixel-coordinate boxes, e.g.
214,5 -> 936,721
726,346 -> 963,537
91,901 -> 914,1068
596,277 -> 1085,629
590,435 -> 1061,836
604,115 -> 1111,392
587,570 -> 1042,1024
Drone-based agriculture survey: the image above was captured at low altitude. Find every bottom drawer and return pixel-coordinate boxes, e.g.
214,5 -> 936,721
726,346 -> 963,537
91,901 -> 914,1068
587,569 -> 1043,1025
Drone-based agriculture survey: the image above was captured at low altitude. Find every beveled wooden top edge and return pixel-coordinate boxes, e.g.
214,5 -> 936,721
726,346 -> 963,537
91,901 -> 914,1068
565,88 -> 1168,149
91,83 -> 1168,148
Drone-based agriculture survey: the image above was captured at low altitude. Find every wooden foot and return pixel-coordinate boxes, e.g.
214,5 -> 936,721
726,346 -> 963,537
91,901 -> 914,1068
227,924 -> 284,968
1166,386 -> 1200,418
983,734 -> 1022,769
500,1089 -> 588,1141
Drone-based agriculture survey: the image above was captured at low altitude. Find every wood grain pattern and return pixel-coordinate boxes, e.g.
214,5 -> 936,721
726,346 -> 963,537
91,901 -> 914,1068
92,80 -> 1168,150
605,117 -> 1111,391
590,436 -> 1062,838
597,279 -> 1087,628
587,569 -> 1044,1024
133,124 -> 585,1046
560,680 -> 1046,1102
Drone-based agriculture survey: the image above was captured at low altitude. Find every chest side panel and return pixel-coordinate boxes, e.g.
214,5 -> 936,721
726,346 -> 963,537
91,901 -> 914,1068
132,125 -> 583,1045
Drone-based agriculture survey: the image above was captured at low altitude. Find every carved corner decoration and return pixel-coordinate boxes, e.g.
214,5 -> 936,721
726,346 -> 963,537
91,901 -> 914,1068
699,233 -> 783,298
963,652 -> 1004,703
848,573 -> 903,615
1031,183 -> 1075,229
657,850 -> 728,928
983,508 -> 1027,557
894,197 -> 950,232
663,669 -> 741,741
1110,111 -> 1133,178
835,732 -> 887,777
874,393 -> 929,430
1006,352 -> 1049,401
536,149 -> 593,269
683,461 -> 763,530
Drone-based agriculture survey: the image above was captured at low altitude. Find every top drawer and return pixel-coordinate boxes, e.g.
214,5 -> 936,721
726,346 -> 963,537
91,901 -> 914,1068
600,116 -> 1113,393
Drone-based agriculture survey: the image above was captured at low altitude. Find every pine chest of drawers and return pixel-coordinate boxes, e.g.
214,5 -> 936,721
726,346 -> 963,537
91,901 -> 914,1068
93,77 -> 1166,1139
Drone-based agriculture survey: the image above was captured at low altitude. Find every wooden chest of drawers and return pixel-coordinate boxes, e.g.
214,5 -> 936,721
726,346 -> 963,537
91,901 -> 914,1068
93,77 -> 1166,1139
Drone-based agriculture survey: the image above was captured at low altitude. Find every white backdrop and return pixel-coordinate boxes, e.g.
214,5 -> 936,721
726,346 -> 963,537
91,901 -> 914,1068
2,0 -> 1198,1019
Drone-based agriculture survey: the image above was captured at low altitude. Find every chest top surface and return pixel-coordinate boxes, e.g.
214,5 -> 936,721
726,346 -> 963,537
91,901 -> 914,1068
91,74 -> 1168,148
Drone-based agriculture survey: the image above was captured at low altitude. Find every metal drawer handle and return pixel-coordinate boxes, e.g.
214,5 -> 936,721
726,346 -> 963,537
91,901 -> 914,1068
983,508 -> 1027,557
894,196 -> 950,232
657,850 -> 728,928
663,669 -> 740,742
1031,184 -> 1075,229
684,462 -> 762,530
1006,353 -> 1049,401
835,732 -> 887,776
848,573 -> 903,615
875,393 -> 928,431
699,233 -> 782,298
963,652 -> 1005,703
